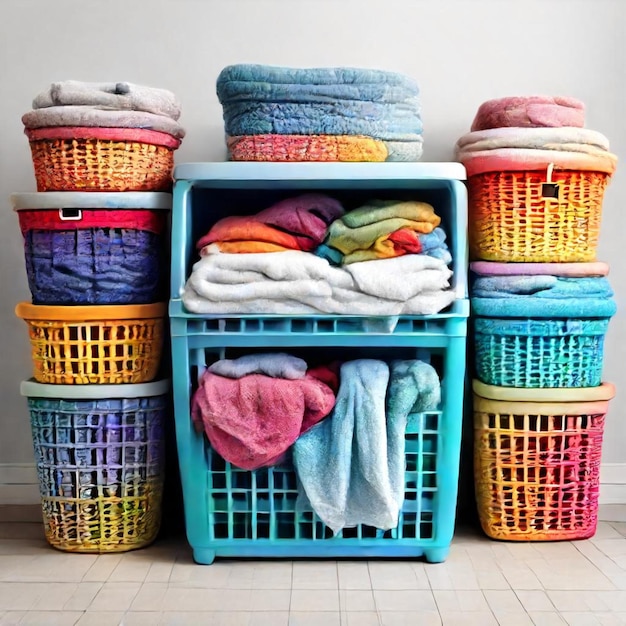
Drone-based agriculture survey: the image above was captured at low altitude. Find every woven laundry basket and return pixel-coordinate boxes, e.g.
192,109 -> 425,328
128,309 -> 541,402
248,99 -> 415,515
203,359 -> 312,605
473,380 -> 614,541
12,192 -> 171,305
21,379 -> 168,553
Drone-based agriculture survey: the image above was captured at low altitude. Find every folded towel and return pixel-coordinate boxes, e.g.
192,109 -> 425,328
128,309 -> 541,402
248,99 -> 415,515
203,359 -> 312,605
226,134 -> 389,162
208,353 -> 308,379
320,227 -> 451,266
32,81 -> 181,120
221,100 -> 422,140
182,250 -> 455,316
459,147 -> 617,177
471,275 -> 616,317
456,127 -> 611,154
191,363 -> 337,470
217,64 -> 420,99
197,194 -> 344,253
22,106 -> 185,139
293,359 -> 440,533
471,96 -> 585,131
203,242 -> 292,254
470,261 -> 610,278
326,200 -> 441,255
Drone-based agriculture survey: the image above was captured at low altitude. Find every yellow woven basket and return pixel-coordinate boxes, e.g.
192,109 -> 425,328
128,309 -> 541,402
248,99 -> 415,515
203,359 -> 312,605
468,167 -> 611,262
15,302 -> 166,384
26,127 -> 180,192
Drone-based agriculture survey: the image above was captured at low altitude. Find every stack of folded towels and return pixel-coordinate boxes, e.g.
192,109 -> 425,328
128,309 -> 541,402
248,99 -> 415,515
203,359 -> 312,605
22,80 -> 185,140
183,194 -> 455,316
216,64 -> 423,162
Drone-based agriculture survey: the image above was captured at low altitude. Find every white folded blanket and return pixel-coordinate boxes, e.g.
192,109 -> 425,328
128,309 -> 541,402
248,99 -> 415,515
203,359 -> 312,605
182,250 -> 455,316
33,81 -> 181,120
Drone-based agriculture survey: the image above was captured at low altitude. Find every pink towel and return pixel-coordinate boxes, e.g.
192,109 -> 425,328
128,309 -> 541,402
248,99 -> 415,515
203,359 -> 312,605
197,194 -> 344,252
191,364 -> 338,470
471,96 -> 585,131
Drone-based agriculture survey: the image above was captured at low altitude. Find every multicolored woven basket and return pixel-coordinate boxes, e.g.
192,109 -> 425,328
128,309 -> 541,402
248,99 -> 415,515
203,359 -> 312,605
12,192 -> 171,305
26,127 -> 180,192
15,302 -> 166,385
21,379 -> 168,553
473,380 -> 614,541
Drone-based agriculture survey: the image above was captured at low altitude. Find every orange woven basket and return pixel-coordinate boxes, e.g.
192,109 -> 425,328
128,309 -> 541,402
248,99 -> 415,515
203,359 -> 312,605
26,127 -> 180,192
468,166 -> 611,262
15,302 -> 166,385
473,381 -> 614,541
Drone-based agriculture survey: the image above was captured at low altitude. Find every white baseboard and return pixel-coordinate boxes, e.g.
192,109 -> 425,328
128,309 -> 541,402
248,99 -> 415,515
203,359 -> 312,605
1,462 -> 625,518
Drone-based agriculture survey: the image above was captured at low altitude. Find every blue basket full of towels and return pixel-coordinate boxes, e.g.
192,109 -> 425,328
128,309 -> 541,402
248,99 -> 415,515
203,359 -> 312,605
471,261 -> 616,388
216,64 -> 423,162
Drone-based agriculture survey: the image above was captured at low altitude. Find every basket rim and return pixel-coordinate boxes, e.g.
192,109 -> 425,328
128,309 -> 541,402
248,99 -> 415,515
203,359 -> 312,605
21,378 -> 170,399
472,379 -> 615,402
25,126 -> 181,149
11,191 -> 172,211
15,301 -> 166,321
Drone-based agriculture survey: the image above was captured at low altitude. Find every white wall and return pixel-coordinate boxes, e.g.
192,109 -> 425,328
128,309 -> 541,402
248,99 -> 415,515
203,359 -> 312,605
0,0 -> 624,489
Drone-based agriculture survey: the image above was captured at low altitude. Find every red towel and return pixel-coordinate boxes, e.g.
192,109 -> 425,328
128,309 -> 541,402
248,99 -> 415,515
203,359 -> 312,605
191,364 -> 338,470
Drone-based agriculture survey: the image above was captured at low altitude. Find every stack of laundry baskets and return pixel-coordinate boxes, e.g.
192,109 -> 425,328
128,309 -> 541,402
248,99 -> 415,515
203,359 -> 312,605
12,81 -> 184,553
216,64 -> 424,162
456,95 -> 618,541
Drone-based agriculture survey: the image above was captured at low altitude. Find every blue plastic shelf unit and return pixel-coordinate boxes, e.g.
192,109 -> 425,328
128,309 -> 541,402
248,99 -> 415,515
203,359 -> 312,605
169,162 -> 469,564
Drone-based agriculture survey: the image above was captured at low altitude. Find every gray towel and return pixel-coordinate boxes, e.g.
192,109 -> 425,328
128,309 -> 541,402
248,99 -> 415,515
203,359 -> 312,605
33,81 -> 181,120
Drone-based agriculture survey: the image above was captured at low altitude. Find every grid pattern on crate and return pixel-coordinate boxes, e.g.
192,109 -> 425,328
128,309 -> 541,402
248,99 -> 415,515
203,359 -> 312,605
23,317 -> 164,385
28,396 -> 166,552
24,229 -> 164,305
474,409 -> 605,541
474,317 -> 610,388
468,169 -> 609,262
203,411 -> 441,543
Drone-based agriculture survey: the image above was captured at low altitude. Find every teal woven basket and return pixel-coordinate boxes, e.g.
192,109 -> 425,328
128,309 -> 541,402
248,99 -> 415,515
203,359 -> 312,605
474,317 -> 611,388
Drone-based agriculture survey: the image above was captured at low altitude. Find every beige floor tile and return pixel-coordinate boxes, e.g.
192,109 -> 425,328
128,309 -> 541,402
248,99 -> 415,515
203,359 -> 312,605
547,590 -> 613,612
515,590 -> 556,612
0,540 -> 49,557
119,612 -> 163,625
378,611 -> 441,625
169,560 -> 232,588
107,556 -> 152,583
611,523 -> 626,537
433,589 -> 489,612
290,590 -> 339,612
248,590 -> 291,611
527,612 -> 567,625
249,613 -> 290,626
344,612 -> 380,626
0,613 -> 24,626
159,612 -> 241,625
426,562 -> 480,590
144,560 -> 174,583
82,556 -> 124,583
339,589 -> 376,612
288,612 -> 341,626
292,563 -> 337,589
501,563 -> 545,590
89,582 -> 142,612
559,613 -> 618,626
337,563 -> 370,590
0,553 -> 97,583
75,612 -> 125,626
161,588 -> 249,612
373,589 -> 437,612
63,583 -> 103,611
0,523 -> 45,541
592,539 -> 626,558
129,582 -> 169,611
593,523 -> 624,540
247,562 -> 293,590
525,558 -> 614,591
439,611 -> 497,625
30,582 -> 79,610
483,589 -> 527,613
368,561 -> 426,590
0,583 -> 42,610
19,612 -> 83,625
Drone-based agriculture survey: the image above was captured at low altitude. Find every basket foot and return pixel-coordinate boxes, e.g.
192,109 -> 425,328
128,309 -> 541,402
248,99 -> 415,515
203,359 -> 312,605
193,548 -> 216,565
424,547 -> 449,563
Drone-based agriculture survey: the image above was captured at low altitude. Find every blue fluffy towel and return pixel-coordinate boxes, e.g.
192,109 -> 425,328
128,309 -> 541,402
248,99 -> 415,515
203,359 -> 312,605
471,275 -> 616,317
293,359 -> 440,534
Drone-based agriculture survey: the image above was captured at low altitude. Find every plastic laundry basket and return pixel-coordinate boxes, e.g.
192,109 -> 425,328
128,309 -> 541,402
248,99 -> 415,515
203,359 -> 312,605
473,380 -> 614,541
15,302 -> 166,384
21,379 -> 169,553
12,192 -> 171,305
471,262 -> 615,388
26,127 -> 180,192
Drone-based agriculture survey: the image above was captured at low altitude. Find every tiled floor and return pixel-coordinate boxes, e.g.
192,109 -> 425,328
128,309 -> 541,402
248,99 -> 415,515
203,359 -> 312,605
1,521 -> 626,625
